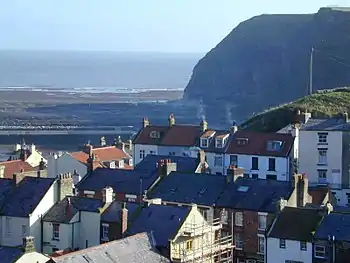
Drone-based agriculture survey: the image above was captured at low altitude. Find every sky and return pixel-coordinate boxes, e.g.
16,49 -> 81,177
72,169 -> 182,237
0,0 -> 349,53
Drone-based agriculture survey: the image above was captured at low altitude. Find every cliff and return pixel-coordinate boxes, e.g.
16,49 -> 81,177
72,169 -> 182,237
241,88 -> 350,132
184,7 -> 350,126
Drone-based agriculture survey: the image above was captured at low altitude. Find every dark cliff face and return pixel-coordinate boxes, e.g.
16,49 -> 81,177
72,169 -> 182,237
184,8 -> 350,125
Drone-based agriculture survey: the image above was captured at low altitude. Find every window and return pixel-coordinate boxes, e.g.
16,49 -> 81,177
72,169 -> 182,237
230,155 -> 238,165
186,240 -> 193,251
314,245 -> 325,258
236,138 -> 248,145
139,150 -> 145,159
149,150 -> 155,155
318,133 -> 328,144
53,223 -> 60,240
266,174 -> 277,180
258,214 -> 267,230
5,217 -> 11,236
258,235 -> 265,254
102,224 -> 109,240
169,152 -> 175,156
268,158 -> 276,171
251,157 -> 259,170
318,149 -> 327,164
235,212 -> 243,226
200,138 -> 208,148
214,156 -> 223,167
279,238 -> 286,249
21,225 -> 27,237
267,140 -> 283,151
318,170 -> 327,184
234,233 -> 243,250
221,209 -> 228,224
300,241 -> 307,251
216,138 -> 223,148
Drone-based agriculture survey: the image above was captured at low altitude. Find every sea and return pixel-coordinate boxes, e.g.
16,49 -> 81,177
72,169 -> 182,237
0,50 -> 202,159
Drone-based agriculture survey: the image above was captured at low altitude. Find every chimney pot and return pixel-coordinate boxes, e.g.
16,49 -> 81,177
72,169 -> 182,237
168,114 -> 175,127
142,118 -> 150,128
200,119 -> 208,132
22,236 -> 36,253
344,112 -> 349,123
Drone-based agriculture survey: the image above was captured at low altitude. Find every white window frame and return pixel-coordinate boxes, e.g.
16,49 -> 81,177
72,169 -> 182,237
230,155 -> 238,165
53,223 -> 60,240
200,138 -> 209,148
235,212 -> 243,226
234,233 -> 243,250
279,238 -> 286,249
258,212 -> 267,230
318,133 -> 328,144
314,245 -> 326,258
257,234 -> 265,255
215,138 -> 223,148
214,155 -> 223,167
300,241 -> 307,251
139,150 -> 145,159
318,149 -> 327,164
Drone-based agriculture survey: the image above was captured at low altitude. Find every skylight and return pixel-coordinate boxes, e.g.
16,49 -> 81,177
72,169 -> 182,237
237,186 -> 249,192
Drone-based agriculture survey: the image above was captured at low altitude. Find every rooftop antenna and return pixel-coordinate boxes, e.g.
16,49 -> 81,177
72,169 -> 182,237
308,47 -> 314,96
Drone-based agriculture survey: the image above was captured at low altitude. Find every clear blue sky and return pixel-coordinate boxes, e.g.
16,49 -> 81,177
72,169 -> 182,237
0,0 -> 349,53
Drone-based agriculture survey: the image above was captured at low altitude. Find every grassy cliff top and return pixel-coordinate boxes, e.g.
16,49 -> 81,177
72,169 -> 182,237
240,88 -> 350,132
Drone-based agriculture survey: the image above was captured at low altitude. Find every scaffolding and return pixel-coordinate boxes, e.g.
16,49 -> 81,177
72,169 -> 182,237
170,217 -> 234,263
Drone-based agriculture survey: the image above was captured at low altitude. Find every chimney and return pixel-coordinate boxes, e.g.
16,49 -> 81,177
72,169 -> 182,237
343,112 -> 349,123
102,186 -> 114,204
22,236 -> 36,253
296,109 -> 312,124
87,154 -> 100,172
116,136 -> 125,152
20,149 -> 27,161
226,165 -> 244,183
293,174 -> 309,207
57,173 -> 74,201
322,202 -> 333,215
72,170 -> 81,186
100,136 -> 106,147
120,202 -> 128,237
39,158 -> 45,171
157,159 -> 177,177
142,117 -> 150,128
168,114 -> 175,127
128,139 -> 132,150
83,144 -> 93,156
231,121 -> 238,134
0,165 -> 5,178
276,198 -> 288,212
200,119 -> 208,132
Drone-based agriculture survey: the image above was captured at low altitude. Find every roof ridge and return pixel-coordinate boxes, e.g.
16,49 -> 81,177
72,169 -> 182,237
0,159 -> 26,164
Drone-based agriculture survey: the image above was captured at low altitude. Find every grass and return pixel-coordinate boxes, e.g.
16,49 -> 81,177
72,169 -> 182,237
240,88 -> 350,132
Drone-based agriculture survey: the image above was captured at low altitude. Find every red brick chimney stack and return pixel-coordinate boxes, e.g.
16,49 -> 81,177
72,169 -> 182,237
120,202 -> 128,237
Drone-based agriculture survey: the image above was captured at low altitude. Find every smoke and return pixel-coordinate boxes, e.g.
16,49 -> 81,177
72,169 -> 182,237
197,100 -> 206,121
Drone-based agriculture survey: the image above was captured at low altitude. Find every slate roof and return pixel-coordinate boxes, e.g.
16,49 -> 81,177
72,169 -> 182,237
1,177 -> 55,217
0,179 -> 14,208
267,207 -> 323,241
148,172 -> 227,207
300,118 -> 350,131
52,232 -> 170,263
101,201 -> 140,223
0,246 -> 23,263
76,168 -> 158,195
0,160 -> 36,179
43,196 -> 104,223
226,131 -> 294,157
133,124 -> 201,147
128,204 -> 190,247
135,155 -> 199,173
315,212 -> 350,242
216,177 -> 293,212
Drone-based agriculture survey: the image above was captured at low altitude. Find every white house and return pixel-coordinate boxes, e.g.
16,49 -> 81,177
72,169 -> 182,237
13,142 -> 47,168
266,206 -> 327,263
295,112 -> 350,205
42,194 -> 104,254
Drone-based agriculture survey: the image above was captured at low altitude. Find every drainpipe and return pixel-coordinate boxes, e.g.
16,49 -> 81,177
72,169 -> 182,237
231,211 -> 234,262
40,215 -> 43,252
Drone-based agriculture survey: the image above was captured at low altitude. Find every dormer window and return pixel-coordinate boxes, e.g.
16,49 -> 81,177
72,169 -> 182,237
149,131 -> 160,139
216,138 -> 223,148
236,138 -> 248,146
109,161 -> 116,169
200,138 -> 209,148
267,140 -> 283,152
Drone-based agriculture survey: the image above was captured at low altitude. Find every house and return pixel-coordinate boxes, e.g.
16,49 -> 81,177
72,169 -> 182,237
0,159 -> 39,179
290,110 -> 350,205
47,143 -> 132,183
313,212 -> 350,262
0,236 -> 50,263
47,232 -> 171,263
10,141 -> 47,168
42,195 -> 104,254
266,206 -> 329,263
76,159 -> 179,203
0,176 -> 57,251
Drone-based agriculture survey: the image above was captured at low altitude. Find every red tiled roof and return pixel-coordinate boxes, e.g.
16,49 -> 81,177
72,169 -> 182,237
226,131 -> 294,157
70,146 -> 132,169
0,160 -> 36,179
133,125 -> 202,147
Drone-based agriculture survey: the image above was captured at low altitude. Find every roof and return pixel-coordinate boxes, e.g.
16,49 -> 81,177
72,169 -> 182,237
0,160 -> 36,179
300,118 -> 350,131
0,179 -> 15,208
43,196 -> 104,223
148,172 -> 227,207
133,124 -> 201,147
135,155 -> 199,173
1,177 -> 55,217
226,131 -> 295,157
0,246 -> 23,263
128,204 -> 190,247
70,146 -> 132,169
76,168 -> 158,195
101,201 -> 140,223
268,207 -> 323,241
52,232 -> 170,263
216,177 -> 293,212
308,186 -> 329,206
315,212 -> 350,242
